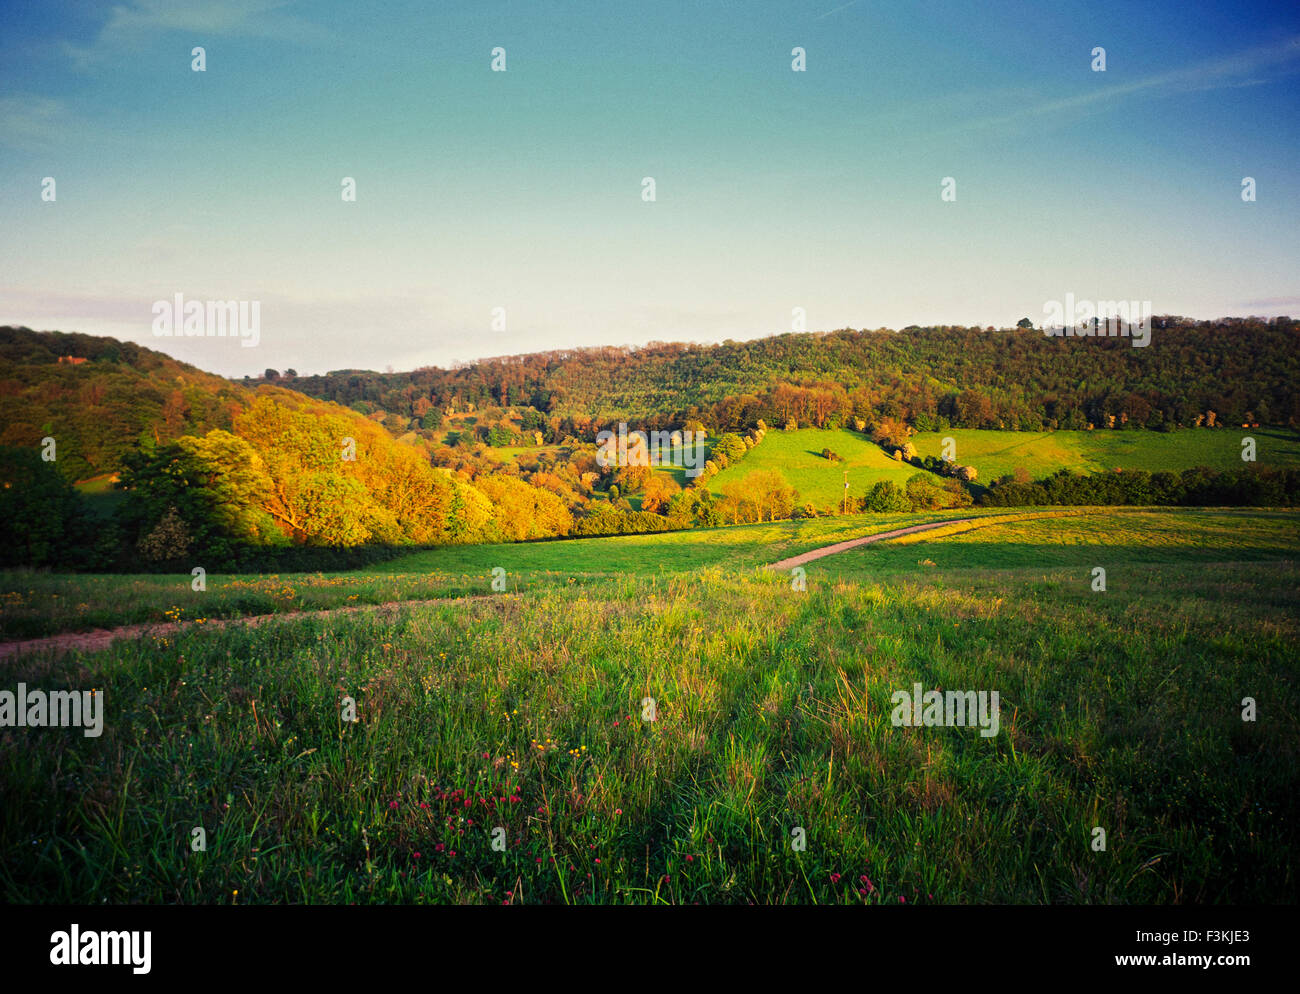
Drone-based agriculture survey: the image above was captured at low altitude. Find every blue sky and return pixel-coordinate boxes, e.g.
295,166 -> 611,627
1,0 -> 1298,376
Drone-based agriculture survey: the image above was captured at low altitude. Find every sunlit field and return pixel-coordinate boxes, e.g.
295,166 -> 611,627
2,509 -> 1296,904
911,427 -> 1300,483
707,428 -> 923,507
812,507 -> 1300,575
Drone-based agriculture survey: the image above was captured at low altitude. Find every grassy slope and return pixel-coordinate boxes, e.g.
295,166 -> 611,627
709,428 -> 921,509
2,508 -> 1296,904
911,427 -> 1300,482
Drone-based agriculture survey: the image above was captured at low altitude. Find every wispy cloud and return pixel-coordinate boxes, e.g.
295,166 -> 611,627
63,0 -> 328,69
937,34 -> 1300,138
815,1 -> 863,20
0,96 -> 76,152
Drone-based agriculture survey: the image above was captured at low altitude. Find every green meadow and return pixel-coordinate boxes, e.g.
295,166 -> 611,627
1,511 -> 955,638
911,427 -> 1300,483
709,428 -> 923,508
2,508 -> 1296,904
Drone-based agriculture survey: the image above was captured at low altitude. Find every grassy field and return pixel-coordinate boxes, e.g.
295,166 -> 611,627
0,571 -> 481,641
812,508 -> 1300,577
0,510 -> 968,639
710,428 -> 924,509
1,508 -> 1296,904
911,427 -> 1300,483
5,507 -> 1294,638
483,446 -> 565,464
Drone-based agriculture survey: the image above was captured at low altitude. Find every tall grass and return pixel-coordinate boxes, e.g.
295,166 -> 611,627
2,513 -> 1296,904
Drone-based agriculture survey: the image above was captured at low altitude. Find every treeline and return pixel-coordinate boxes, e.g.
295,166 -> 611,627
979,465 -> 1300,507
288,317 -> 1300,434
0,444 -> 420,574
0,448 -> 113,570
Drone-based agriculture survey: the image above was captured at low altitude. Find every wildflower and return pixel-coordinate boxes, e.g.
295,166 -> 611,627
830,872 -> 841,884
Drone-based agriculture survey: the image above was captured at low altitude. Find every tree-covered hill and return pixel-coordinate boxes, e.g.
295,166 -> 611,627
0,328 -> 528,564
287,317 -> 1300,433
0,326 -> 249,482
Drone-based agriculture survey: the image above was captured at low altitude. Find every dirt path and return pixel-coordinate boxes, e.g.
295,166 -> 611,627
4,511 -> 1083,659
0,595 -> 501,662
767,517 -> 977,571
